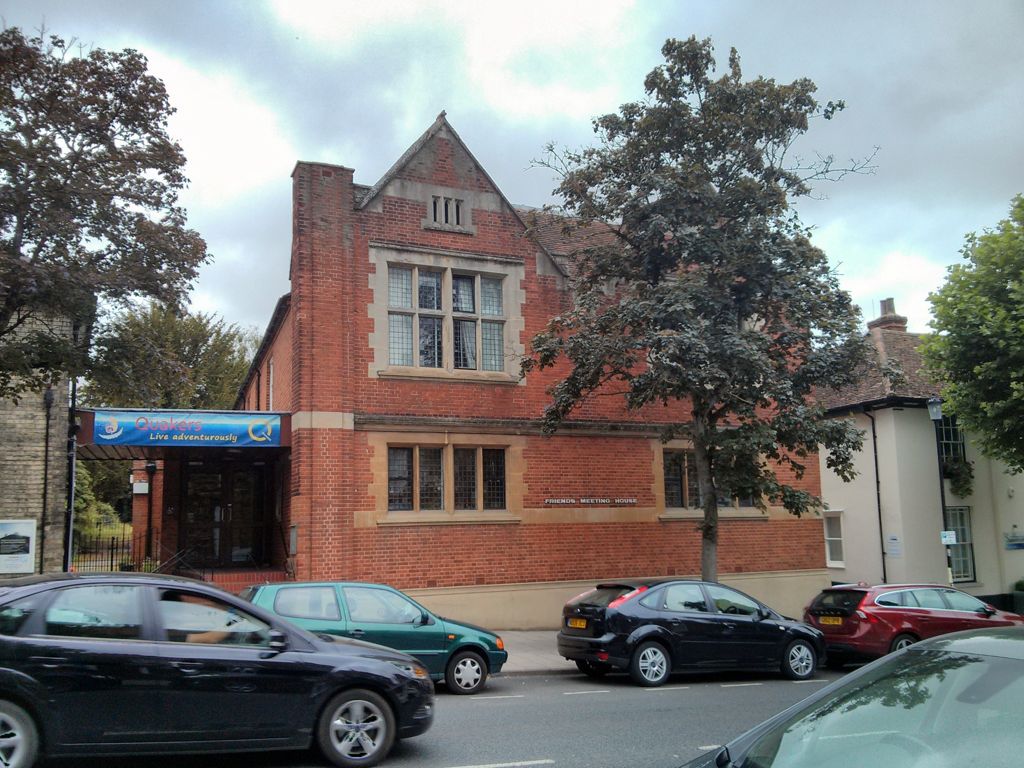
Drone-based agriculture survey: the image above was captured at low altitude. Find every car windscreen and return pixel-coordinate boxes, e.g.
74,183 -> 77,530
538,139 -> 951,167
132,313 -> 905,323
567,585 -> 637,608
741,649 -> 1024,768
810,589 -> 865,612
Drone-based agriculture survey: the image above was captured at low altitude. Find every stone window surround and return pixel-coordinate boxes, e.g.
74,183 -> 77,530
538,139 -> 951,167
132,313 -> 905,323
419,184 -> 474,234
368,244 -> 526,384
654,440 -> 768,521
427,194 -> 468,233
362,431 -> 525,528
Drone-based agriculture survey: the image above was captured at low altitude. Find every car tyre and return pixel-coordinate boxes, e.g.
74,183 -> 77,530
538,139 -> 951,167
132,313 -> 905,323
0,700 -> 39,768
890,633 -> 917,653
575,659 -> 611,678
445,650 -> 488,694
629,641 -> 671,686
781,639 -> 817,680
316,688 -> 396,768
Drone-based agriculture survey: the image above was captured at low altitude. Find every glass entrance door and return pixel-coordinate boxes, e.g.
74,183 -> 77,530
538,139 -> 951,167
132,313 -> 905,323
227,466 -> 266,566
182,464 -> 267,568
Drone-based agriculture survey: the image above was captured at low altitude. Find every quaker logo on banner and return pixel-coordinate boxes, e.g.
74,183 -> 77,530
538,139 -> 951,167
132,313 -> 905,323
93,410 -> 281,448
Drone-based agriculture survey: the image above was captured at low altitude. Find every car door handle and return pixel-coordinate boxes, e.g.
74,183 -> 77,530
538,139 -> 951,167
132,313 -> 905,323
348,629 -> 365,638
30,656 -> 67,668
170,661 -> 203,673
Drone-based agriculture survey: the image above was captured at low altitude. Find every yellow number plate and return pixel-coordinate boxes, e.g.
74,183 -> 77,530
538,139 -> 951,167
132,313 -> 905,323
568,617 -> 587,629
819,616 -> 843,626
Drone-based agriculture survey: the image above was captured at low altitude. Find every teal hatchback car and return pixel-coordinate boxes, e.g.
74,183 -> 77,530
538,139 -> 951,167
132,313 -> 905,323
241,581 -> 507,694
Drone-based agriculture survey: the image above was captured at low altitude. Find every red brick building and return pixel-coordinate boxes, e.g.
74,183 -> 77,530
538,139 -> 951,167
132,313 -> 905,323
111,114 -> 829,627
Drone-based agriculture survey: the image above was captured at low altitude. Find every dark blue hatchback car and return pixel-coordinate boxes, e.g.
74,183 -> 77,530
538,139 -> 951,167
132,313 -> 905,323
0,573 -> 434,768
557,579 -> 825,685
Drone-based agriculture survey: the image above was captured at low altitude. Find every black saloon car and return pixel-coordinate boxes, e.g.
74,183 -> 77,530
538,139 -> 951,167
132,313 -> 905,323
0,573 -> 434,768
557,579 -> 824,685
683,626 -> 1024,767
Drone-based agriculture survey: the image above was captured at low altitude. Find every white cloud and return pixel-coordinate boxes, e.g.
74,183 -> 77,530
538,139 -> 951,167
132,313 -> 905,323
143,50 -> 298,210
268,0 -> 639,121
817,219 -> 947,333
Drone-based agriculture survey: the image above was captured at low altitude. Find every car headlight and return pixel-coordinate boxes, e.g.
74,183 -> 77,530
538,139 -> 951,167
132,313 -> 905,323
389,660 -> 429,679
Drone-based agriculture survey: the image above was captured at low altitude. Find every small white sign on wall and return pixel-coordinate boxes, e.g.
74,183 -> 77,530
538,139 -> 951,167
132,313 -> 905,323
0,519 -> 36,574
941,530 -> 958,545
885,534 -> 903,557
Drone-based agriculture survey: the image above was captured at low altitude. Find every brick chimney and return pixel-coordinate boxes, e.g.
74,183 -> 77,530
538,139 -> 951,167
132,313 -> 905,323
867,297 -> 908,332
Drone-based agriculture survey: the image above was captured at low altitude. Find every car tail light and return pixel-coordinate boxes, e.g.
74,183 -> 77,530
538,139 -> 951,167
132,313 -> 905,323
855,609 -> 880,624
597,651 -> 609,661
608,586 -> 648,609
495,637 -> 505,651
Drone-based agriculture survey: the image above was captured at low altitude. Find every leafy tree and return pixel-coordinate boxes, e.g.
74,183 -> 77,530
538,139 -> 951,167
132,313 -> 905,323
0,27 -> 209,401
525,37 -> 874,580
72,461 -> 118,543
923,195 -> 1024,472
82,303 -> 257,410
84,458 -> 133,523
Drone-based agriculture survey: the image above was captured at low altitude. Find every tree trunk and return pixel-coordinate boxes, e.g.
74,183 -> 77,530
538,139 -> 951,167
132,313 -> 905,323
691,414 -> 719,582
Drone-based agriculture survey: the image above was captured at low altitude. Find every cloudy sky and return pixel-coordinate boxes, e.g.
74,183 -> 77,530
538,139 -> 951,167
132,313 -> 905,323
5,0 -> 1022,337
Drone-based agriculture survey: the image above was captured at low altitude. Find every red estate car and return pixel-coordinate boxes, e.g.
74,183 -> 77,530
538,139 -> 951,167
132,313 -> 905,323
804,582 -> 1024,666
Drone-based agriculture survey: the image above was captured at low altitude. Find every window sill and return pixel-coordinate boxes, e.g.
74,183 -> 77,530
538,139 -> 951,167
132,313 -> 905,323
422,222 -> 474,236
378,367 -> 519,385
378,512 -> 521,527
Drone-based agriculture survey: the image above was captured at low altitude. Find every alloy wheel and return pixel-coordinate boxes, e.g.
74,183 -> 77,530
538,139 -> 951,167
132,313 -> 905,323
638,646 -> 668,682
327,697 -> 387,762
0,702 -> 37,768
788,642 -> 815,678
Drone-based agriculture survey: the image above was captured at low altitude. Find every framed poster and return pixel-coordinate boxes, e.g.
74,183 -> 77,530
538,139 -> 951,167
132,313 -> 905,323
0,519 -> 36,574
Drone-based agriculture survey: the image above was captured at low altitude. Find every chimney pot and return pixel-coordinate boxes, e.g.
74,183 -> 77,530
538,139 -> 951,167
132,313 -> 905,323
867,297 -> 908,332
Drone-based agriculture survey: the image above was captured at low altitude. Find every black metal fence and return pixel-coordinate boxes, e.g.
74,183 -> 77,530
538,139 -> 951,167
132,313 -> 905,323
71,525 -> 146,573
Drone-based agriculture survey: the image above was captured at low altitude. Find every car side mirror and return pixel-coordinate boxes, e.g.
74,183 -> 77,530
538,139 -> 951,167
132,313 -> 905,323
980,605 -> 997,617
756,607 -> 771,621
714,746 -> 733,767
267,629 -> 289,654
417,611 -> 432,626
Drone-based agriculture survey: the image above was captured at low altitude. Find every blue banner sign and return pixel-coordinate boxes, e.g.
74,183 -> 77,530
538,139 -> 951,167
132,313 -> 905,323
93,410 -> 281,448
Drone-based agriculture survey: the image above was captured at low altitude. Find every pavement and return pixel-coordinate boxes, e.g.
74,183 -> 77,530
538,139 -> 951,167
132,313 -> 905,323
497,630 -> 573,675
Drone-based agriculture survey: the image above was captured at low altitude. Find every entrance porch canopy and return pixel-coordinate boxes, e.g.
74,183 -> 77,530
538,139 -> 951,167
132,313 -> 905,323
76,408 -> 291,460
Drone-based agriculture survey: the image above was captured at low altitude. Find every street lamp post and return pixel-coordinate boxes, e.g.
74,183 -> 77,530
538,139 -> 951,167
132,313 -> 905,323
926,397 -> 954,585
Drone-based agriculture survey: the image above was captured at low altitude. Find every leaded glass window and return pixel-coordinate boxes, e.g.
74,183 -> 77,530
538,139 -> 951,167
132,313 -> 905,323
419,316 -> 442,368
482,449 -> 506,509
388,314 -> 413,366
386,266 -> 504,374
419,448 -> 444,510
388,448 -> 413,511
454,319 -> 477,369
454,448 -> 477,510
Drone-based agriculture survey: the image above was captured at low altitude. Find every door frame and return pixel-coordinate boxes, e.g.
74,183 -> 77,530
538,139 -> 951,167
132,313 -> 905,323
179,460 -> 269,568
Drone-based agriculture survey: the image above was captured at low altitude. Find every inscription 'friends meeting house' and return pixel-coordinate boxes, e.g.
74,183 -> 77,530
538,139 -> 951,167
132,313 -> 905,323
544,497 -> 638,506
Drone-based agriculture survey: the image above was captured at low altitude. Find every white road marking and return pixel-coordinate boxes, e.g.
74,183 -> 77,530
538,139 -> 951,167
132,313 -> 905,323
721,682 -> 762,688
642,686 -> 691,691
794,679 -> 829,684
563,689 -> 610,695
472,694 -> 527,700
698,745 -> 721,750
445,761 -> 555,768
